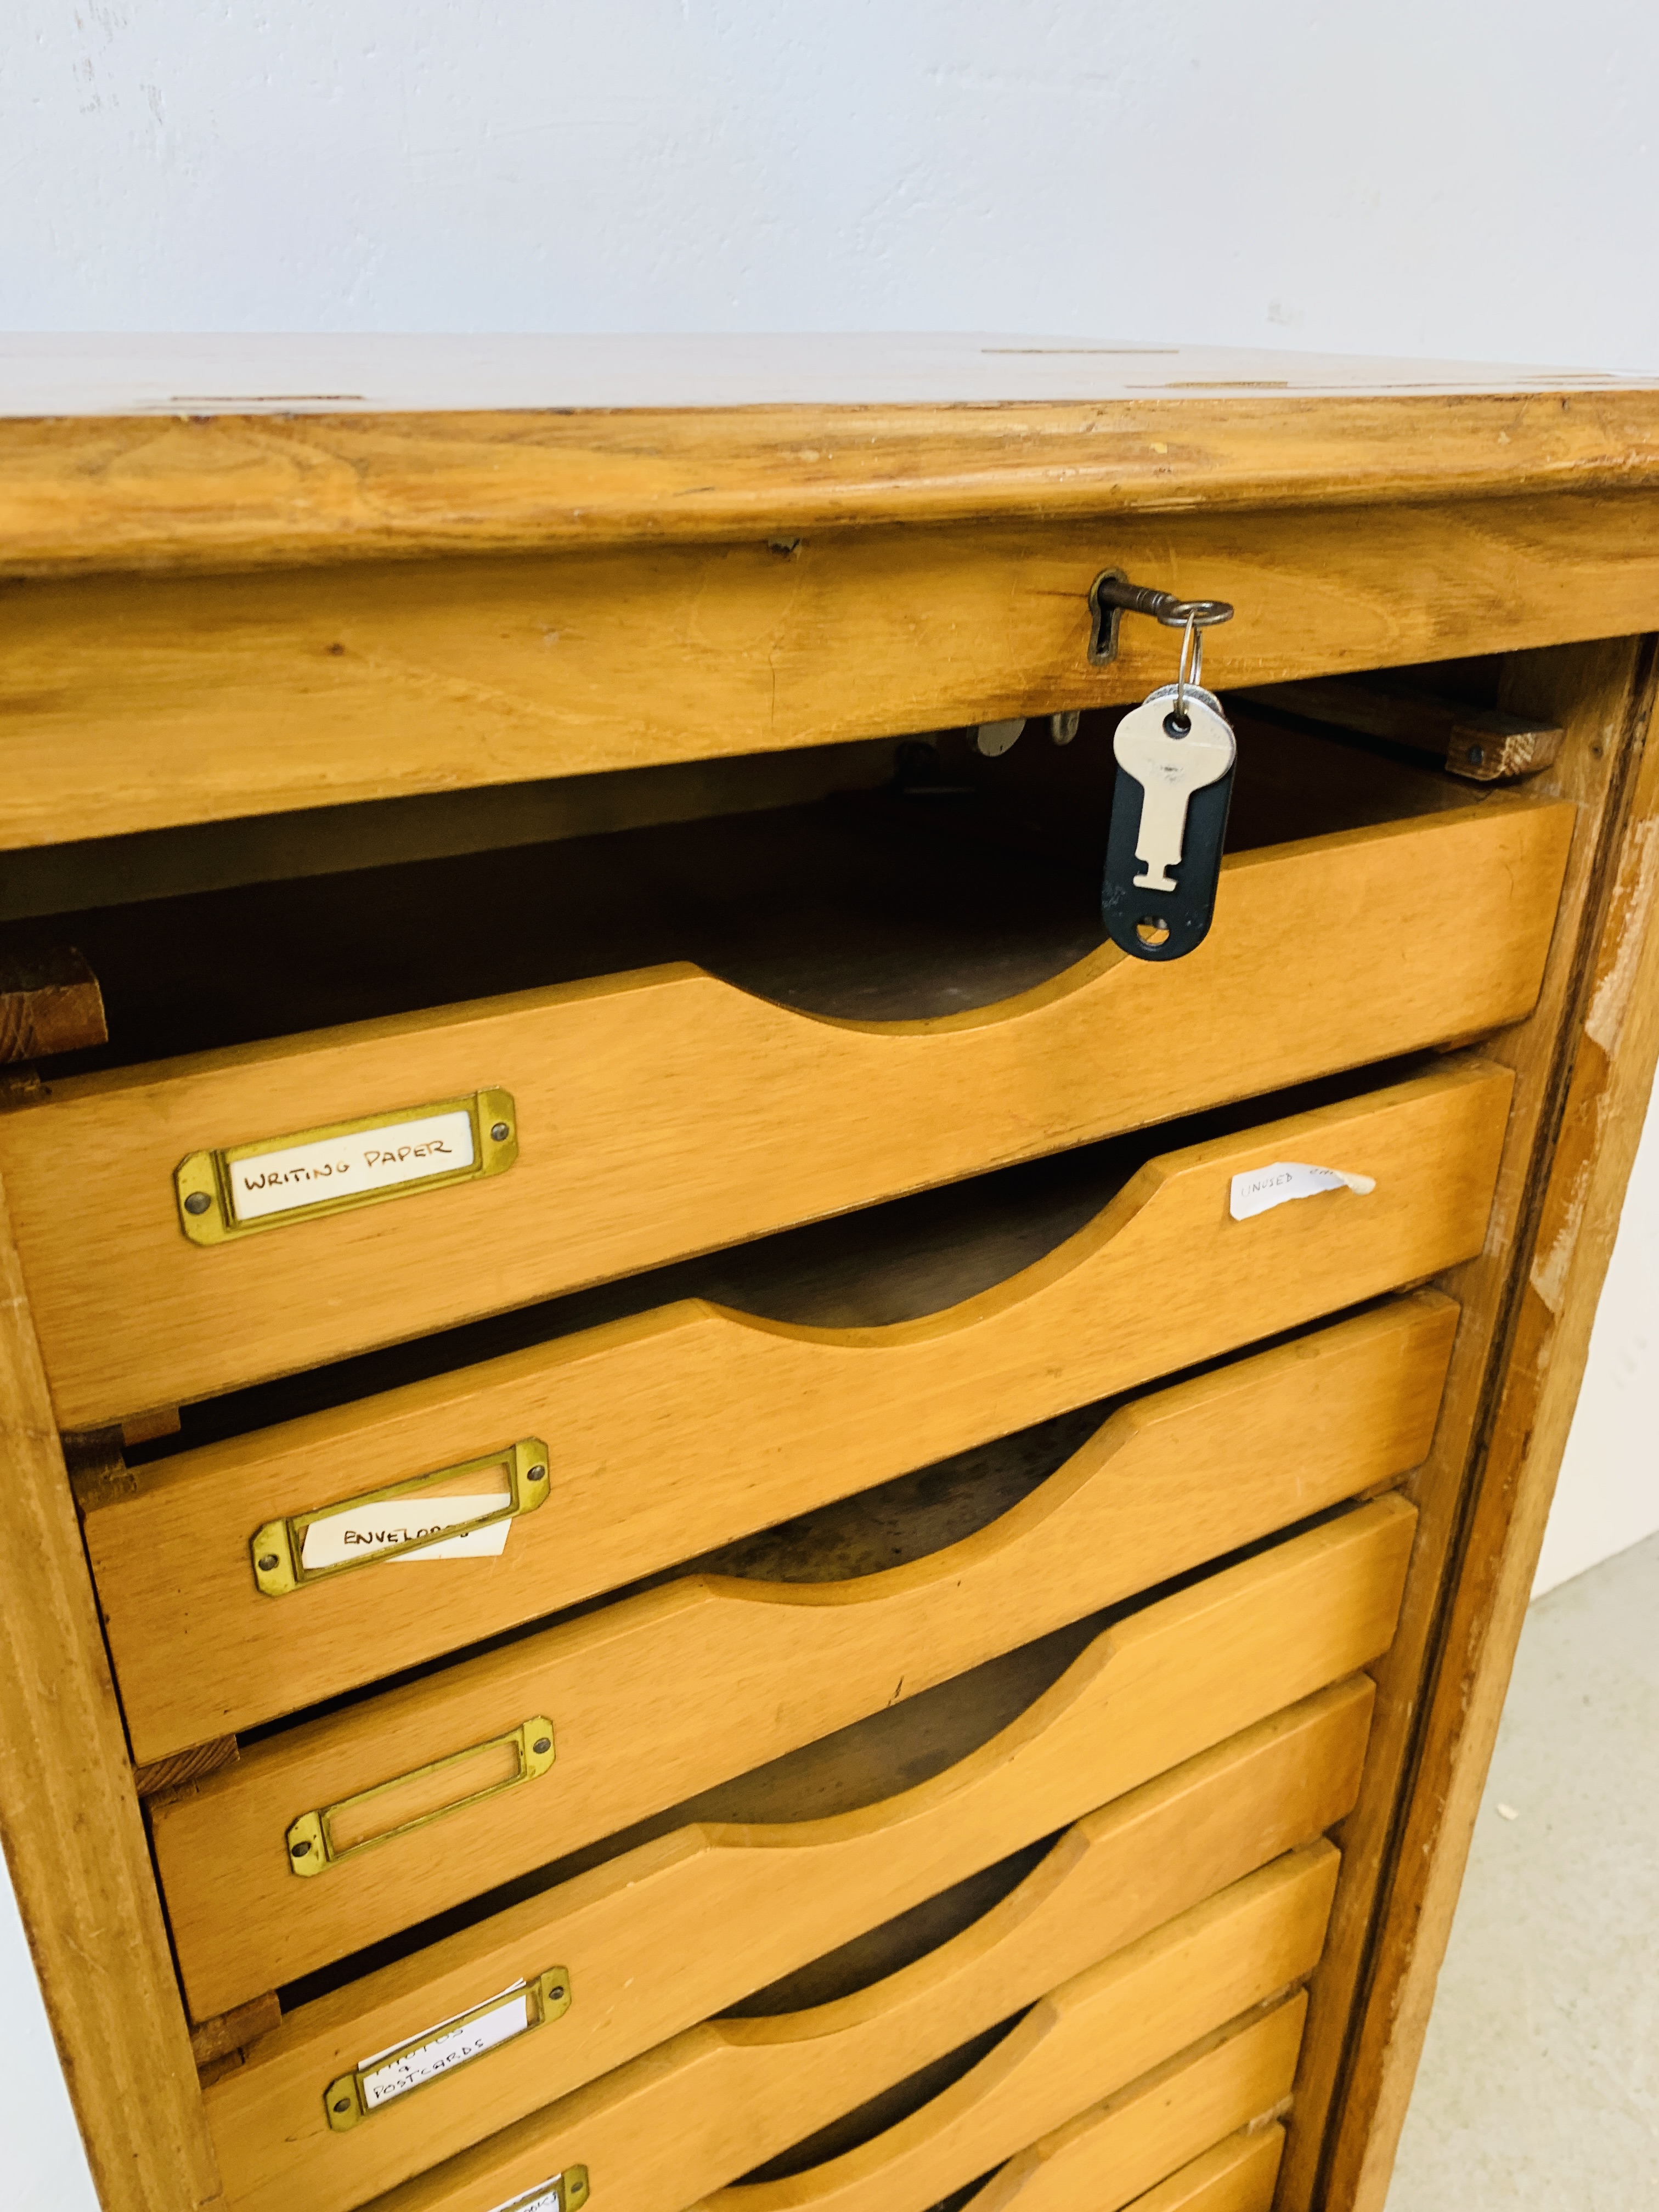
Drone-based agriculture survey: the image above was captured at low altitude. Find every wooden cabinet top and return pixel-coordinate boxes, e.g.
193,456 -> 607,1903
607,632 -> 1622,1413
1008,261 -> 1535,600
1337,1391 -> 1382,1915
4,332 -> 1659,578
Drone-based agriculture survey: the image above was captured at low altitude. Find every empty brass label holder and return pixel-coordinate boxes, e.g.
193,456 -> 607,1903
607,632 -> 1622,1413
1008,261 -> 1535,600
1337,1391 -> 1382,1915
286,1716 -> 556,1878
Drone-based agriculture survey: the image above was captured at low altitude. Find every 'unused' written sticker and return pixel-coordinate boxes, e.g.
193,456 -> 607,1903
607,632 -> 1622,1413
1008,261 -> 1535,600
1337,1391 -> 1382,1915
1229,1161 -> 1377,1222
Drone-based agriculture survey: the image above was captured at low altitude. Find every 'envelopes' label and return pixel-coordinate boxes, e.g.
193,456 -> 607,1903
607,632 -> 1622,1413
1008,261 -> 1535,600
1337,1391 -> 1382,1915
1229,1160 -> 1377,1222
229,1108 -> 476,1223
359,1985 -> 532,2111
300,1485 -> 514,1570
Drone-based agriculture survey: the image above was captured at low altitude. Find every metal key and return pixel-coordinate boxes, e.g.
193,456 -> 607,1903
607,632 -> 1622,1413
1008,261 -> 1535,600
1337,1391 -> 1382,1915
1113,686 -> 1236,890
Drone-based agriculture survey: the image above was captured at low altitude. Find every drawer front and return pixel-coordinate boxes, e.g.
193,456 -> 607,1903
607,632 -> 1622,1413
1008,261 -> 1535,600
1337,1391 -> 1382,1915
147,1296 -> 1443,1998
99,1062 -> 1494,1759
966,2114 -> 1286,2212
159,1493 -> 1412,2020
7,804 -> 1563,1427
348,1848 -> 1336,2212
207,1679 -> 1370,2212
101,1286 -> 1452,1762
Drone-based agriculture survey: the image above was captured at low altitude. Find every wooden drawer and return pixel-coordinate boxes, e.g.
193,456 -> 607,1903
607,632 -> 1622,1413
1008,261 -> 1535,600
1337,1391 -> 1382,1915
709,2001 -> 1306,2212
97,1061 -> 1491,1760
2,791 -> 1564,1429
99,1284 -> 1453,1764
157,1491 -> 1410,2021
145,1296 -> 1437,2007
953,2089 -> 1288,2212
205,1677 -> 1370,2212
350,1844 -> 1337,2212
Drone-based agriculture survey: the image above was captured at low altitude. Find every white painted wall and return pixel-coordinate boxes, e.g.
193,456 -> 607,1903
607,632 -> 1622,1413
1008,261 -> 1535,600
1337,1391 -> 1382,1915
4,2 -> 1657,2198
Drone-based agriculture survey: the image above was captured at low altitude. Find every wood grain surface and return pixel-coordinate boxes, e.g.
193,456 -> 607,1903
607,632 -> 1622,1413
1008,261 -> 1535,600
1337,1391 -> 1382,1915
962,2063 -> 1289,2212
0,1171 -> 221,2212
94,1058 -> 1496,1764
209,1677 -> 1365,2212
0,495 -> 1653,844
156,1492 -> 1413,2020
97,1291 -> 1452,1760
357,1847 -> 1334,2212
1324,639 -> 1659,2208
1272,639 -> 1659,2209
5,793 -> 1559,1426
144,1302 -> 1432,1938
2,344 -> 1657,580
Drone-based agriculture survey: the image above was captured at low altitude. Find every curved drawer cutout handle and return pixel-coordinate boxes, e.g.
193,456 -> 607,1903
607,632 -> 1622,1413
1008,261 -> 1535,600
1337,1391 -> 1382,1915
286,1717 -> 555,1877
693,1058 -> 1506,1353
696,1849 -> 1335,2212
698,799 -> 1558,1040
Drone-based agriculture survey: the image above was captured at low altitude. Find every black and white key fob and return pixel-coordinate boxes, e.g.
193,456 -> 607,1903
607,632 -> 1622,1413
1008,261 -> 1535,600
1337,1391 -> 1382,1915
1102,681 -> 1235,962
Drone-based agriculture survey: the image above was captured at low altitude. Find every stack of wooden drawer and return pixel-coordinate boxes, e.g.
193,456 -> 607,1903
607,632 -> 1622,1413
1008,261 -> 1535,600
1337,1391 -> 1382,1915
4,335 -> 1659,2212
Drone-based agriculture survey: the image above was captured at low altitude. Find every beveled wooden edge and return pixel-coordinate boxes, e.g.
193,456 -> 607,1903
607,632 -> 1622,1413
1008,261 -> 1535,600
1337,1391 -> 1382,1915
1320,635 -> 1659,2210
0,1167 -> 220,2212
8,388 -> 1659,579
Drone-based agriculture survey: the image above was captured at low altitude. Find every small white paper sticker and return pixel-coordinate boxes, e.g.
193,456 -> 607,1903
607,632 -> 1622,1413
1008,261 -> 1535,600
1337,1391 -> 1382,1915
228,1108 -> 476,1224
359,1984 -> 531,2109
1229,1161 -> 1378,1222
300,1492 -> 513,1570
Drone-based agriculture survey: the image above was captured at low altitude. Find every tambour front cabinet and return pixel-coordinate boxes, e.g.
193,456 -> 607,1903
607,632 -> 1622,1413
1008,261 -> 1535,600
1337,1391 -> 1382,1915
3,334 -> 1659,2212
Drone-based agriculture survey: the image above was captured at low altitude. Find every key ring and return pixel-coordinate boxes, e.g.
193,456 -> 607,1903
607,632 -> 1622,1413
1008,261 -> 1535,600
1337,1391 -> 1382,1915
1173,615 -> 1203,728
1088,574 -> 1234,673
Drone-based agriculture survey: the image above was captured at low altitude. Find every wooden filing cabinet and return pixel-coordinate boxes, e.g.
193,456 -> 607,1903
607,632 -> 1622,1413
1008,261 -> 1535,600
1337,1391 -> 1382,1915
3,334 -> 1659,2212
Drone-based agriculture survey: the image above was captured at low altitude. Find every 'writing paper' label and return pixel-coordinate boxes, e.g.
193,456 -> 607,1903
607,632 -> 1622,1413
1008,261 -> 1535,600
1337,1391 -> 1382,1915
301,1486 -> 512,1570
1229,1160 -> 1377,1222
359,1985 -> 531,2111
228,1108 -> 475,1223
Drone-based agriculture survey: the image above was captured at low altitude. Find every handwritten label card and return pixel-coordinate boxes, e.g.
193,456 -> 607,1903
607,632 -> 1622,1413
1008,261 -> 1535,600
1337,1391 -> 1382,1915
300,1480 -> 513,1571
228,1108 -> 476,1224
488,2178 -> 572,2212
359,1984 -> 531,2111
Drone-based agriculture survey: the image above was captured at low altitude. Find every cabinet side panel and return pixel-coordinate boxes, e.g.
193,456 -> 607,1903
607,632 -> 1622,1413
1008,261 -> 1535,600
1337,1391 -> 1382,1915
0,1170 -> 219,2211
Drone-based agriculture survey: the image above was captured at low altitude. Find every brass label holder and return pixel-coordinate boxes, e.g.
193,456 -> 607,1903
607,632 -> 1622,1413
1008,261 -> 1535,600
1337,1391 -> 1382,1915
174,1087 -> 517,1245
486,2169 -> 591,2212
250,1438 -> 551,1598
286,1716 -> 556,1878
324,1967 -> 572,2131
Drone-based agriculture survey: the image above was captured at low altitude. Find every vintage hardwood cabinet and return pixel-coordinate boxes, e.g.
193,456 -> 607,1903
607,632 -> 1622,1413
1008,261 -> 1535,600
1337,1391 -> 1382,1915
3,333 -> 1659,2212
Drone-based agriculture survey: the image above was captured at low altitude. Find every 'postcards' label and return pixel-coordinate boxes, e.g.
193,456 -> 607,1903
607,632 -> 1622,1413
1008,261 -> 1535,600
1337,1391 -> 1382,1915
488,2178 -> 573,2212
359,1985 -> 531,2111
229,1108 -> 476,1224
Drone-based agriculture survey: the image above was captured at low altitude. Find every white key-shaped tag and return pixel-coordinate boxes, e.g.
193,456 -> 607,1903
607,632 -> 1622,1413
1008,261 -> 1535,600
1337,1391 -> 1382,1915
1102,682 -> 1236,962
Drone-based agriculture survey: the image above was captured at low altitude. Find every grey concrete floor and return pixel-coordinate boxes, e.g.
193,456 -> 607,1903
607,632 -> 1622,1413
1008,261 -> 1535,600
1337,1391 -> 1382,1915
1385,1528 -> 1659,2208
